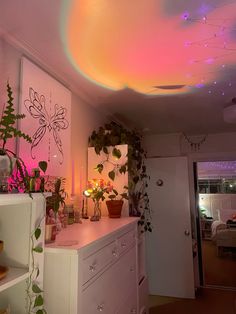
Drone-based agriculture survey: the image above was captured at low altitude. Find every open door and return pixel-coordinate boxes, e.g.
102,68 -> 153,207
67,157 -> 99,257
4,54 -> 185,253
146,156 -> 195,298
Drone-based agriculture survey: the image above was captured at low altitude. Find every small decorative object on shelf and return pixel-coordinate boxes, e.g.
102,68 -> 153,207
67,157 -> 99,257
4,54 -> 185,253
81,198 -> 88,219
0,240 -> 9,281
0,305 -> 10,314
83,178 -> 113,221
66,204 -> 74,225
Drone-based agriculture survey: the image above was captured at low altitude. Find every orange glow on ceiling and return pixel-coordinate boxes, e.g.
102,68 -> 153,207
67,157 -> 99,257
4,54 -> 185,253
63,0 -> 236,95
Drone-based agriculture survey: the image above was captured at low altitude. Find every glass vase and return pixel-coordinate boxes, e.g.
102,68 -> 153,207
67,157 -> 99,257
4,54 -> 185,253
90,200 -> 101,221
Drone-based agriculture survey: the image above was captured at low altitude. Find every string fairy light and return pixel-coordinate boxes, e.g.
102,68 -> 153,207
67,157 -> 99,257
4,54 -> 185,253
183,133 -> 208,151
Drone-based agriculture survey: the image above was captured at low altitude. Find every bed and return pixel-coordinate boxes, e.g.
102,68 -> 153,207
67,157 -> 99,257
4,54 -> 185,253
211,209 -> 236,256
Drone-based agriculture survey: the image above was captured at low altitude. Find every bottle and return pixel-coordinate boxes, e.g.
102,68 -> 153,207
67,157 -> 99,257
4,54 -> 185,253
66,204 -> 74,224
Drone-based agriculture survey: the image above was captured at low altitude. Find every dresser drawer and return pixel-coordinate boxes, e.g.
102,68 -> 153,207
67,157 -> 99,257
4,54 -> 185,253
116,290 -> 138,314
82,245 -> 137,314
118,229 -> 136,255
82,240 -> 118,284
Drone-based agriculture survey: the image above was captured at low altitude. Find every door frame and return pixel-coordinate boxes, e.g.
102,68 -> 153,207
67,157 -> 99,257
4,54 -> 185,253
187,151 -> 236,287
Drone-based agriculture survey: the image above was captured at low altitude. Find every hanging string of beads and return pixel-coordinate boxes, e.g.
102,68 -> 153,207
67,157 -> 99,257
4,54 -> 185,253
182,133 -> 208,151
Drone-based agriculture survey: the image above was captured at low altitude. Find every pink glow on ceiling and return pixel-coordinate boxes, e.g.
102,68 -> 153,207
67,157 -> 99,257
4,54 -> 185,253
64,0 -> 236,95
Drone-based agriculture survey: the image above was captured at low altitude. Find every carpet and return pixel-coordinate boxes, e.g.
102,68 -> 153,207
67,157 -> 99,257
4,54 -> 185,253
150,289 -> 236,314
202,240 -> 236,287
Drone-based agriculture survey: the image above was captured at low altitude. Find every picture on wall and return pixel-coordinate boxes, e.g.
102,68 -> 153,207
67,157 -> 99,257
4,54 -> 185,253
19,57 -> 71,177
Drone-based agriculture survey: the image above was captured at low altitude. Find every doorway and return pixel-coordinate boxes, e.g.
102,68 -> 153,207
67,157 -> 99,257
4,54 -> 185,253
196,160 -> 236,288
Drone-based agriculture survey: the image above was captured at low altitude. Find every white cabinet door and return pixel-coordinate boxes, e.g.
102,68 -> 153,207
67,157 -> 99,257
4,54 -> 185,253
146,157 -> 195,298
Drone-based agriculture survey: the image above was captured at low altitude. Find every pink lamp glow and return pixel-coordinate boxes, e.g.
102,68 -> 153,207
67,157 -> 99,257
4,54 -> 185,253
62,0 -> 236,95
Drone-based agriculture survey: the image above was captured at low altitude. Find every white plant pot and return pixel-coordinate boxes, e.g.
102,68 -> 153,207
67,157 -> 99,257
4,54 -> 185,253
0,155 -> 16,192
0,155 -> 16,177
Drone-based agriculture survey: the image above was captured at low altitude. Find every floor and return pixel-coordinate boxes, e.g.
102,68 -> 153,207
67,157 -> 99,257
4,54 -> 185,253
202,239 -> 236,287
149,288 -> 236,314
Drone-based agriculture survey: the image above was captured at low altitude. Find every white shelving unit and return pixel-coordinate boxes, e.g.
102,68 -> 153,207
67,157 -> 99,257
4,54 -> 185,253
0,193 -> 46,313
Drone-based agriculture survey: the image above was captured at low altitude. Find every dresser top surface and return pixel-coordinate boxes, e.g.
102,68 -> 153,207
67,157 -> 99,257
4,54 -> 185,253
45,217 -> 138,253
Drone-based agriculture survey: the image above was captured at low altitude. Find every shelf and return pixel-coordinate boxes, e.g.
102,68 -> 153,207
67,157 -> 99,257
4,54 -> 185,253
0,267 -> 29,292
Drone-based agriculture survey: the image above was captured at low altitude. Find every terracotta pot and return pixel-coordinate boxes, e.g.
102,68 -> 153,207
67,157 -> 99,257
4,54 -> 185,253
106,200 -> 124,218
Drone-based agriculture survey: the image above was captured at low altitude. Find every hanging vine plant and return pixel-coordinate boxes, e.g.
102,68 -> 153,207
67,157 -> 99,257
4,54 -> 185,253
89,121 -> 152,232
27,215 -> 47,314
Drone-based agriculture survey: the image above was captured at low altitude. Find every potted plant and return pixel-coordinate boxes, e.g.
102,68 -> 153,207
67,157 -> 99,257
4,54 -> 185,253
84,178 -> 113,221
0,82 -> 32,192
89,121 -> 152,232
106,186 -> 129,218
45,177 -> 67,242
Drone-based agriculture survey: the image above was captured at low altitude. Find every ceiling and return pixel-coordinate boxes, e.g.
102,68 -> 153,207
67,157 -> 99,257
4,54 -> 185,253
0,0 -> 236,135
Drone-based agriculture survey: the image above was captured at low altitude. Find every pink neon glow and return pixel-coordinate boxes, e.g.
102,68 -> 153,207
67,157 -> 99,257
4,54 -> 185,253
64,0 -> 236,95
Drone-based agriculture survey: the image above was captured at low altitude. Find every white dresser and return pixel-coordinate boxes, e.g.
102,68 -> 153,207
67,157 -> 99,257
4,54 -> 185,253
44,217 -> 140,314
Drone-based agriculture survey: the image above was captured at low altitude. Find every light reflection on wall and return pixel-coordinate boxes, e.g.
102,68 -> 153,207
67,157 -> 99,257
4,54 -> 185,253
62,0 -> 236,95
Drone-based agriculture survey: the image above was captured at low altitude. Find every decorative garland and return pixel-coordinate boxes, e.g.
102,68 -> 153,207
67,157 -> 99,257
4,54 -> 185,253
182,133 -> 208,151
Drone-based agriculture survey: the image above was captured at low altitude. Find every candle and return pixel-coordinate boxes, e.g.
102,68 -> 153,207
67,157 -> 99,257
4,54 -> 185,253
71,160 -> 75,196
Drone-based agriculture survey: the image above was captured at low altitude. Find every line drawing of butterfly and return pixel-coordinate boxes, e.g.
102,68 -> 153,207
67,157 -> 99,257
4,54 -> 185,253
24,87 -> 69,164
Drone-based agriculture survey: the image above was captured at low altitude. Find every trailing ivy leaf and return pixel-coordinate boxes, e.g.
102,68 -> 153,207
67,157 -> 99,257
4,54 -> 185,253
32,284 -> 43,294
95,164 -> 103,174
34,228 -> 41,240
36,310 -> 44,314
33,245 -> 43,253
119,165 -> 127,174
120,193 -> 129,200
108,170 -> 115,181
95,145 -> 101,155
133,176 -> 139,184
112,147 -> 121,159
113,189 -> 118,196
38,161 -> 47,173
36,268 -> 40,278
34,295 -> 44,307
103,146 -> 108,154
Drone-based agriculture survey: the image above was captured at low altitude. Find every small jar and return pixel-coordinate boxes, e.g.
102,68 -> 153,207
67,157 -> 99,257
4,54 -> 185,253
66,204 -> 74,225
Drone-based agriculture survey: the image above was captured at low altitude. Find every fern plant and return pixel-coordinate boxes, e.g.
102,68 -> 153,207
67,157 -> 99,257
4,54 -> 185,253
0,82 -> 31,153
0,82 -> 32,191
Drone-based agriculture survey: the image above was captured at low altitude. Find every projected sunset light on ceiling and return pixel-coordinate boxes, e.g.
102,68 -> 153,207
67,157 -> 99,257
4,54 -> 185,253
62,0 -> 236,95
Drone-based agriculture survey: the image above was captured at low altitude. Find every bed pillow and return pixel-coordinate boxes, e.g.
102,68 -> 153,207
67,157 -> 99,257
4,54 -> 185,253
218,209 -> 236,223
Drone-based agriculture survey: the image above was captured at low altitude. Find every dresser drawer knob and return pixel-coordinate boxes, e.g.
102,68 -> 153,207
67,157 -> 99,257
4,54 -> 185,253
130,266 -> 135,272
89,263 -> 97,272
121,242 -> 126,248
112,249 -> 118,257
97,304 -> 104,311
130,309 -> 136,314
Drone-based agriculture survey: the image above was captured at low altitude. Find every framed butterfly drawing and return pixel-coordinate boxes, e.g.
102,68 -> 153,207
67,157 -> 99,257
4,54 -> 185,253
19,57 -> 71,177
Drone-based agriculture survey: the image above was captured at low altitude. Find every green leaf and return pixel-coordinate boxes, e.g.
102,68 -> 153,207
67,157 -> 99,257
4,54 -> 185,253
120,193 -> 129,200
38,161 -> 47,173
95,164 -> 103,174
108,195 -> 116,200
119,165 -> 127,174
103,146 -> 108,154
36,268 -> 40,278
32,283 -> 43,294
108,170 -> 115,181
34,228 -> 41,240
113,189 -> 118,195
34,295 -> 44,307
33,245 -> 43,253
36,310 -> 44,314
112,148 -> 121,159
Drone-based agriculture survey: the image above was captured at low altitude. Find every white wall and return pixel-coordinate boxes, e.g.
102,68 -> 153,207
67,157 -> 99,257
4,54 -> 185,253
0,37 -> 107,207
144,132 -> 236,157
